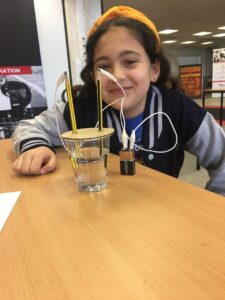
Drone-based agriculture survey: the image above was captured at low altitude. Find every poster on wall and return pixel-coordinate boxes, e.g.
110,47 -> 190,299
0,0 -> 47,139
179,64 -> 202,98
212,48 -> 225,95
0,66 -> 47,139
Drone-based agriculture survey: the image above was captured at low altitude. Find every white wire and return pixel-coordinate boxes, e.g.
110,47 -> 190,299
113,76 -> 178,153
131,112 -> 178,153
95,96 -> 124,128
102,97 -> 123,112
95,69 -> 126,128
116,82 -> 126,129
97,70 -> 129,148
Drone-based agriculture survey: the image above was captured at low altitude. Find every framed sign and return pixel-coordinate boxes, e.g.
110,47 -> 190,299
179,64 -> 202,98
212,48 -> 225,93
0,0 -> 47,139
0,66 -> 47,139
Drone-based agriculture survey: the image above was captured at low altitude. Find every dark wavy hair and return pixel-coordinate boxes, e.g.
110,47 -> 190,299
75,17 -> 172,101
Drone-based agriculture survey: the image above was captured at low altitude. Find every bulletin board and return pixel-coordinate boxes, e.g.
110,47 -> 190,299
179,64 -> 202,98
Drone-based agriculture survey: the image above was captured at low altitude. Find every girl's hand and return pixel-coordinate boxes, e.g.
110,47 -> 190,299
13,146 -> 57,175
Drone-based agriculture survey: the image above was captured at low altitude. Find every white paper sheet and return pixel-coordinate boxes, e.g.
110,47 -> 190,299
0,191 -> 21,232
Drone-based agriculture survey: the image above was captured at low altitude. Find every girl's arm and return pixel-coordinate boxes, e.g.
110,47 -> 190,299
12,100 -> 68,154
11,100 -> 69,175
185,112 -> 225,196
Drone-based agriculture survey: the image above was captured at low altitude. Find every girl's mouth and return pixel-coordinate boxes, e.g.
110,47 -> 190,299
109,87 -> 132,94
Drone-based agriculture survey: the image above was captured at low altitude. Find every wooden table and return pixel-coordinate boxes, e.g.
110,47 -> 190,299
0,139 -> 225,300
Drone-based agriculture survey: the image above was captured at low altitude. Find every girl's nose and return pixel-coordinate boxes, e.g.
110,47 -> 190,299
112,65 -> 126,81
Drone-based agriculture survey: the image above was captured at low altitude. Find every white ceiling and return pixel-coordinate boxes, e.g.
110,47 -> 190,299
102,0 -> 225,49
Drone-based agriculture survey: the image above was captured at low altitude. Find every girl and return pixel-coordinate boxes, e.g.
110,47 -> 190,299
12,6 -> 225,196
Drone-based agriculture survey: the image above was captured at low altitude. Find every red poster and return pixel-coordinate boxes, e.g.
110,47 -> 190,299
179,64 -> 202,98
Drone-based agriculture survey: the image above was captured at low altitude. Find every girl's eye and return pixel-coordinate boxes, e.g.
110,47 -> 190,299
97,64 -> 110,70
124,60 -> 137,66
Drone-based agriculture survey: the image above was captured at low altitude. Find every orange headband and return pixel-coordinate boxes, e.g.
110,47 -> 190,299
88,6 -> 160,52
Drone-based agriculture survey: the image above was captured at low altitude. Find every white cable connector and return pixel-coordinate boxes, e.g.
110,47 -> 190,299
97,68 -> 118,83
129,130 -> 136,150
122,129 -> 128,149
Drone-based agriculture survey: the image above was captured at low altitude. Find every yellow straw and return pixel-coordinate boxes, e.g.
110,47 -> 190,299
64,72 -> 78,168
65,72 -> 77,133
96,78 -> 103,131
96,77 -> 104,155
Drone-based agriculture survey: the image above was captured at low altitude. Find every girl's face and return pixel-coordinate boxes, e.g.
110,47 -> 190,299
93,26 -> 160,118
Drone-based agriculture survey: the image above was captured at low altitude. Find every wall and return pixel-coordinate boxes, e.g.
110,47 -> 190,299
63,0 -> 101,84
33,0 -> 101,107
33,0 -> 69,107
165,46 -> 213,87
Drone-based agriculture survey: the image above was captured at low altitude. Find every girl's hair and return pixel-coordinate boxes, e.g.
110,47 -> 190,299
76,17 -> 172,101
